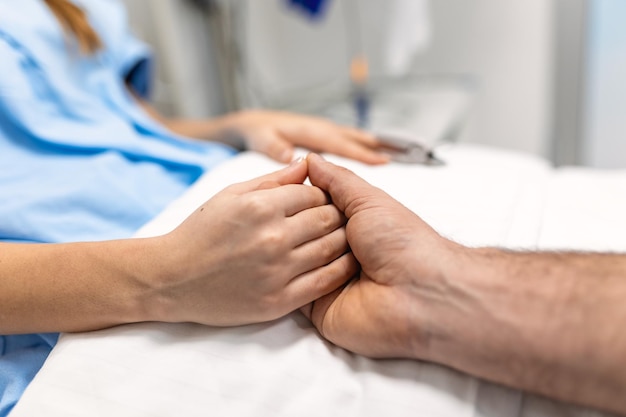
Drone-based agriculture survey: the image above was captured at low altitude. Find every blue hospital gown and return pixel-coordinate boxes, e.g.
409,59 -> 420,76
0,0 -> 236,414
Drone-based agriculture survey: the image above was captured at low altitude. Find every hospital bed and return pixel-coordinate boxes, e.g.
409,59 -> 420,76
11,143 -> 626,417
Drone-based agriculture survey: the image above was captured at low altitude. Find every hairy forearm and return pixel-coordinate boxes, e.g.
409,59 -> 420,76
422,248 -> 626,414
0,239 -> 164,334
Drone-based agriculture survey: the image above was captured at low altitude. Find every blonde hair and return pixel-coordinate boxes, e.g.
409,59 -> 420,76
44,0 -> 101,54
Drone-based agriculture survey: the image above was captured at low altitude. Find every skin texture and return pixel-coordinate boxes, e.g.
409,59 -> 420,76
303,153 -> 626,416
0,159 -> 357,333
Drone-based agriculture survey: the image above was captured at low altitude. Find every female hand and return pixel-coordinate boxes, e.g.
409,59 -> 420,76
149,158 -> 358,326
130,89 -> 388,165
221,110 -> 389,165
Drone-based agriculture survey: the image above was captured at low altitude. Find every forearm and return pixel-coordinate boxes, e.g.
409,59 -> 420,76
0,239 -> 164,334
130,92 -> 244,148
128,86 -> 236,145
164,116 -> 245,149
422,248 -> 626,414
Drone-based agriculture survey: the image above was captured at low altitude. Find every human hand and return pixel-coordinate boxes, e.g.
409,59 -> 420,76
150,158 -> 358,326
223,110 -> 389,165
302,154 -> 459,359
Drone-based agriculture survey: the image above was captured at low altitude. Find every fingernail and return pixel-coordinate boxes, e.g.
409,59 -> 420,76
289,156 -> 304,166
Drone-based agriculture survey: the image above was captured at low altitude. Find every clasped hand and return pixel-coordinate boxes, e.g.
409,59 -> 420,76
151,154 -> 449,362
150,157 -> 358,326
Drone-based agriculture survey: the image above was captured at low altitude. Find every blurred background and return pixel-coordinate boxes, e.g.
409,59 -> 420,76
121,0 -> 626,168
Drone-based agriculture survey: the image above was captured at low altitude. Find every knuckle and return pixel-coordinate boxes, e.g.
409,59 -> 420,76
259,228 -> 288,251
258,292 -> 285,319
242,194 -> 273,218
317,235 -> 340,260
315,206 -> 339,230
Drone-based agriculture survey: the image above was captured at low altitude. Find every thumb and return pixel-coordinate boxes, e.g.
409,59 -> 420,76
256,131 -> 294,163
307,153 -> 385,217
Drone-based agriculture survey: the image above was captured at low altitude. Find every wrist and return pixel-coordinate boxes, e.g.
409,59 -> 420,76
415,246 -> 506,363
130,234 -> 187,324
211,111 -> 252,150
401,239 -> 473,361
416,246 -> 581,386
99,236 -> 177,325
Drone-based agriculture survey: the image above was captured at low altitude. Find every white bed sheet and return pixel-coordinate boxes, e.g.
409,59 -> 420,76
11,144 -> 625,417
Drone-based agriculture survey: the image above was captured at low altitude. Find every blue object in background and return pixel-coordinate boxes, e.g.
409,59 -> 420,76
286,0 -> 330,20
353,88 -> 370,129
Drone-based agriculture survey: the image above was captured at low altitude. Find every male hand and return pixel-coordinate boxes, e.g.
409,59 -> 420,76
150,158 -> 358,326
302,154 -> 457,359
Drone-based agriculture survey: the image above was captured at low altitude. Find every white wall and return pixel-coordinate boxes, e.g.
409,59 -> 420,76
234,0 -> 555,160
582,0 -> 626,169
122,0 -> 555,161
122,0 -> 227,118
233,0 -> 431,108
413,1 -> 554,159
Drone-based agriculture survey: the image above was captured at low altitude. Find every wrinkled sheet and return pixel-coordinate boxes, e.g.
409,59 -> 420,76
12,144 -> 624,417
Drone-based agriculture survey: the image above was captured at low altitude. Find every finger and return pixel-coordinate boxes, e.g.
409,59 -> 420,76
289,226 -> 349,274
228,157 -> 307,194
285,203 -> 344,247
255,180 -> 281,191
342,128 -> 392,165
301,125 -> 388,165
256,131 -> 294,163
254,183 -> 329,217
306,153 -> 391,217
329,139 -> 390,165
340,126 -> 379,146
287,252 -> 359,313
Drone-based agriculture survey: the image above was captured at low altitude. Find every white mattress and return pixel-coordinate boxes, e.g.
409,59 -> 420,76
11,144 -> 626,417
